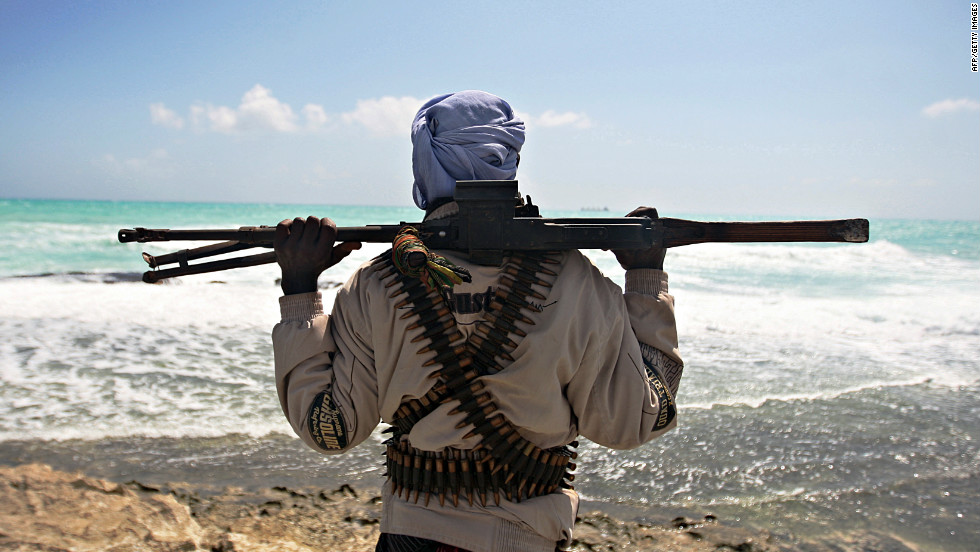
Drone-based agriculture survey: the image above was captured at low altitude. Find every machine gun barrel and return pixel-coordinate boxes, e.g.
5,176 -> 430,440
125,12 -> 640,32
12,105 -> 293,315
118,218 -> 868,248
119,218 -> 868,249
118,217 -> 868,282
654,217 -> 869,247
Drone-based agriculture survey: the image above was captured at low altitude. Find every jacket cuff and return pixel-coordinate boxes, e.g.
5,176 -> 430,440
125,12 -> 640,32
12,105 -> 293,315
279,292 -> 324,323
625,269 -> 668,296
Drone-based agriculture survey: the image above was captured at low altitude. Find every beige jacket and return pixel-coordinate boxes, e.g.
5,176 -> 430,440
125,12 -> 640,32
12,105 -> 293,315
273,247 -> 682,551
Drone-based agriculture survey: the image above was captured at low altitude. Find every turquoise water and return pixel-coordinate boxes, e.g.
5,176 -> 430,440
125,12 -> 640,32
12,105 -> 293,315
1,199 -> 978,550
0,198 -> 419,277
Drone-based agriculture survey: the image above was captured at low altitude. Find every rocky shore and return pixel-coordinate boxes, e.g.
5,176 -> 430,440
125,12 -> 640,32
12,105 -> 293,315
1,464 -> 920,551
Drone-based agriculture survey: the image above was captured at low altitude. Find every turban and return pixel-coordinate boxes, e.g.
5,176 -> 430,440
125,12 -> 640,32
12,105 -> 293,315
411,91 -> 525,209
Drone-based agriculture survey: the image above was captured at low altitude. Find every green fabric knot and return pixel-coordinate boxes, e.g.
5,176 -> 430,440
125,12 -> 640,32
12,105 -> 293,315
392,226 -> 472,291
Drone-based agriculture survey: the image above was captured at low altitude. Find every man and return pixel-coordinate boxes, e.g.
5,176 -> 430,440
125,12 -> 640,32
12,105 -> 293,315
272,91 -> 683,551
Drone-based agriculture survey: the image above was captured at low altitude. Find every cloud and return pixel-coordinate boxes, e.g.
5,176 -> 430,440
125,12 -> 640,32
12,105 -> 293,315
150,85 -> 326,134
341,96 -> 422,137
921,98 -> 980,117
516,109 -> 593,130
190,104 -> 236,133
235,84 -> 300,131
187,84 -> 310,133
151,88 -> 415,136
534,110 -> 594,129
302,104 -> 329,130
149,103 -> 184,129
150,87 -> 594,137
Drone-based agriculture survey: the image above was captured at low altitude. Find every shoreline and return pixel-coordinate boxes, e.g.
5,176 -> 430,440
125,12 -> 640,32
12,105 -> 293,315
0,461 -> 927,552
0,462 -> 792,551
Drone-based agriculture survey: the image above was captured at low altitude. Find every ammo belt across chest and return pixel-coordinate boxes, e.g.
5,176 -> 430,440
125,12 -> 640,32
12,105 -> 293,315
372,250 -> 578,508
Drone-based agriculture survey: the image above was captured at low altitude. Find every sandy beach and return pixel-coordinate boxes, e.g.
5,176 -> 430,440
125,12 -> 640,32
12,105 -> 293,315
1,463 -> 928,552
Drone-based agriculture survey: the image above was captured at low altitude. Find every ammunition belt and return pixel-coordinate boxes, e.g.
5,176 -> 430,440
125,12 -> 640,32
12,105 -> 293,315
372,249 -> 578,504
384,440 -> 576,508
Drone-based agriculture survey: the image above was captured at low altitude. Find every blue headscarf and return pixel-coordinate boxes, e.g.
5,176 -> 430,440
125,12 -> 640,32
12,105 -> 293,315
411,91 -> 525,209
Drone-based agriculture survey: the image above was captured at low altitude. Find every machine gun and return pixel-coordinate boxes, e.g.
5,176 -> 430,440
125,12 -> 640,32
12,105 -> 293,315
118,180 -> 869,283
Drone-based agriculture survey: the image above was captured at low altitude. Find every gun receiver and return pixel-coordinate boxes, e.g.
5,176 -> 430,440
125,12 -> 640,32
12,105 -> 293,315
118,181 -> 869,283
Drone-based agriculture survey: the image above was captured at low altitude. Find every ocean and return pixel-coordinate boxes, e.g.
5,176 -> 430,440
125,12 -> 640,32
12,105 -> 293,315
1,198 -> 977,550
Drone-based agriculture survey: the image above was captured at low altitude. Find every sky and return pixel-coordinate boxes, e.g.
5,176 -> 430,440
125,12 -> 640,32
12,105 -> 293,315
1,1 -> 978,220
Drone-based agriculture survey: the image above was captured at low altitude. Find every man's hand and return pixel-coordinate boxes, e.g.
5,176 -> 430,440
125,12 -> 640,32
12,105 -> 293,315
274,216 -> 362,295
612,207 -> 666,270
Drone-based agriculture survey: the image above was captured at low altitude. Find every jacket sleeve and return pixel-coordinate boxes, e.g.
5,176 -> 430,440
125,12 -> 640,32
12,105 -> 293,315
271,278 -> 380,455
566,267 -> 684,449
